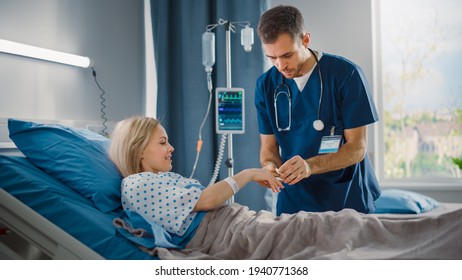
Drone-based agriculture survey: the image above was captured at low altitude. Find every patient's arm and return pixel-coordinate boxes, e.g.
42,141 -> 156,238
193,168 -> 283,211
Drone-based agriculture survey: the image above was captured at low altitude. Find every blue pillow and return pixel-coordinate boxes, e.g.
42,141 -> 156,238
374,189 -> 440,214
8,118 -> 122,213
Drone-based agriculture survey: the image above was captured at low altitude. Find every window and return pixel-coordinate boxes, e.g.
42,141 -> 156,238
374,0 -> 462,186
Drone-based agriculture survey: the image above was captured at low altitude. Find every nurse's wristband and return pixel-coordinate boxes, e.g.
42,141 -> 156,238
224,177 -> 240,194
304,160 -> 312,178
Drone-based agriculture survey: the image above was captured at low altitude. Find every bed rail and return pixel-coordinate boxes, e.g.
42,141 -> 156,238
0,189 -> 104,260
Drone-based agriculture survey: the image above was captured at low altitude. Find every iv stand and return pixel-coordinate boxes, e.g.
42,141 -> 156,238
224,21 -> 234,205
205,19 -> 253,205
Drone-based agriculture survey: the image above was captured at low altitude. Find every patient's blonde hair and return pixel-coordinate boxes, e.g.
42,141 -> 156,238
109,116 -> 160,177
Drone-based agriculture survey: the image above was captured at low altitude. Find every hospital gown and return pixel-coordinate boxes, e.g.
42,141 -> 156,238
121,172 -> 204,236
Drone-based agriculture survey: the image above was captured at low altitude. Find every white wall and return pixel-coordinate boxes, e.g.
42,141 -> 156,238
0,0 -> 145,124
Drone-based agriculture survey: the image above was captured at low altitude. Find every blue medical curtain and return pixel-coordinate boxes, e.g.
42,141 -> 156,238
150,0 -> 272,211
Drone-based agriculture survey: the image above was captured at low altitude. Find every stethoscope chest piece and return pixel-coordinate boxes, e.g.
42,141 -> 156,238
313,119 -> 324,131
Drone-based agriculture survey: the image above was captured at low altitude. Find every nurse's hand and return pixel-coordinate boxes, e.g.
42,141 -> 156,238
278,156 -> 312,185
262,162 -> 280,177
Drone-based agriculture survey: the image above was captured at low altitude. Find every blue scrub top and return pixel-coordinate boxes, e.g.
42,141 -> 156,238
255,53 -> 381,215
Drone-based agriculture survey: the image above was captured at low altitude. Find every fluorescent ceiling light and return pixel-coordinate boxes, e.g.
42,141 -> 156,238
0,39 -> 93,68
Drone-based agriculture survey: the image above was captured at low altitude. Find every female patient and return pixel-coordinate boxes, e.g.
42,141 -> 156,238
109,116 -> 282,237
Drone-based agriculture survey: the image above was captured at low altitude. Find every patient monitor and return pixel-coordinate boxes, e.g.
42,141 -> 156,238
215,87 -> 245,134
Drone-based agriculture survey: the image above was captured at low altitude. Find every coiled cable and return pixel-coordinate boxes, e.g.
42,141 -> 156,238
91,67 -> 108,137
207,133 -> 227,186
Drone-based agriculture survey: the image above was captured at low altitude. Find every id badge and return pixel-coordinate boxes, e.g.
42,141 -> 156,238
318,135 -> 342,154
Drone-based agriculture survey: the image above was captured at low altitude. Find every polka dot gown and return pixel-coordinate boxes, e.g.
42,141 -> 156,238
121,172 -> 204,236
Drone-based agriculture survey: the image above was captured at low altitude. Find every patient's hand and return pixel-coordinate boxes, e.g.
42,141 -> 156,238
252,168 -> 284,193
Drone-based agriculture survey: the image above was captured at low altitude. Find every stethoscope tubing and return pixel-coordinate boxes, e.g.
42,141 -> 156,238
274,84 -> 292,131
274,48 -> 324,132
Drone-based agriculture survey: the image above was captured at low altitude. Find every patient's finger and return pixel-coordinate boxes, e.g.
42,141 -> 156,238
268,177 -> 284,193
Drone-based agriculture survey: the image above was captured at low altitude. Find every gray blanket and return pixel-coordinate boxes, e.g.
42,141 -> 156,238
145,203 -> 462,259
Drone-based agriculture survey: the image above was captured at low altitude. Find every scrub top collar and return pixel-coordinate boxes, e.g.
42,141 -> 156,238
294,51 -> 323,92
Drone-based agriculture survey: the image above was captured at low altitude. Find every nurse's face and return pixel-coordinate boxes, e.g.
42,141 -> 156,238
140,124 -> 175,173
262,33 -> 311,79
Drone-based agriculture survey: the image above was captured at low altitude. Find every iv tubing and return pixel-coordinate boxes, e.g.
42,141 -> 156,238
189,71 -> 213,178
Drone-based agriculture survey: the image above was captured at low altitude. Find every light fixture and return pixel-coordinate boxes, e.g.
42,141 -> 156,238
0,39 -> 93,68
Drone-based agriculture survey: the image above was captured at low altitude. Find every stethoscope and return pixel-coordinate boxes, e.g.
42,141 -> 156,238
274,48 -> 324,132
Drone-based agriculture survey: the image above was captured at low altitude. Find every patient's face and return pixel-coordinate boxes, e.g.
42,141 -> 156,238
140,124 -> 174,173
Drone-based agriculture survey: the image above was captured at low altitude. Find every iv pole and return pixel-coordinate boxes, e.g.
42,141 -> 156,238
203,19 -> 253,205
224,21 -> 234,204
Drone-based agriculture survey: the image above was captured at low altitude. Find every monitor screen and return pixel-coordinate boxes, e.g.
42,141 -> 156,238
215,87 -> 245,134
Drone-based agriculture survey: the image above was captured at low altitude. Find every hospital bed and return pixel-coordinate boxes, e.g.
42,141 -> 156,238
1,118 -> 461,260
